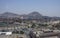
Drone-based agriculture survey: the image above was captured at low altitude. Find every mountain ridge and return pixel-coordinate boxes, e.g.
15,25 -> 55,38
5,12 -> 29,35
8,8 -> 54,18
0,12 -> 60,21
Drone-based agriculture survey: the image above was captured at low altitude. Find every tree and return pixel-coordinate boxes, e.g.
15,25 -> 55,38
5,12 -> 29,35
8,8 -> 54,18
55,23 -> 60,30
12,30 -> 19,34
31,23 -> 36,28
38,24 -> 48,27
20,31 -> 24,34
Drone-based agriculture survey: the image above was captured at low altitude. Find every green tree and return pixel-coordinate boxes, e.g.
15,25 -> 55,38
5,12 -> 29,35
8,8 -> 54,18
38,24 -> 48,27
31,23 -> 36,28
55,23 -> 60,30
20,31 -> 24,34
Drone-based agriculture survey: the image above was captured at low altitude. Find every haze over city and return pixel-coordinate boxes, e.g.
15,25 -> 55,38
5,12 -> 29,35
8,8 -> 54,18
0,0 -> 60,38
0,0 -> 60,17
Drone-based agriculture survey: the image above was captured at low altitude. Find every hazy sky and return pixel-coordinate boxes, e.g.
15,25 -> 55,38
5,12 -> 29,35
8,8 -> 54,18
0,0 -> 60,17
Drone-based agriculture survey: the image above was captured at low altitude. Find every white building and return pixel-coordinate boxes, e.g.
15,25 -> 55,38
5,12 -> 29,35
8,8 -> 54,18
0,32 -> 12,35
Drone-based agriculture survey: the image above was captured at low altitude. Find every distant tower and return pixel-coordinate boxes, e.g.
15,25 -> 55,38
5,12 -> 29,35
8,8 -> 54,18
21,16 -> 24,25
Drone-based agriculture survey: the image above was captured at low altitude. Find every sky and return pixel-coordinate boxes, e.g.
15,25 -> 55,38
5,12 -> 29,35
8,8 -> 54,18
0,0 -> 60,17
